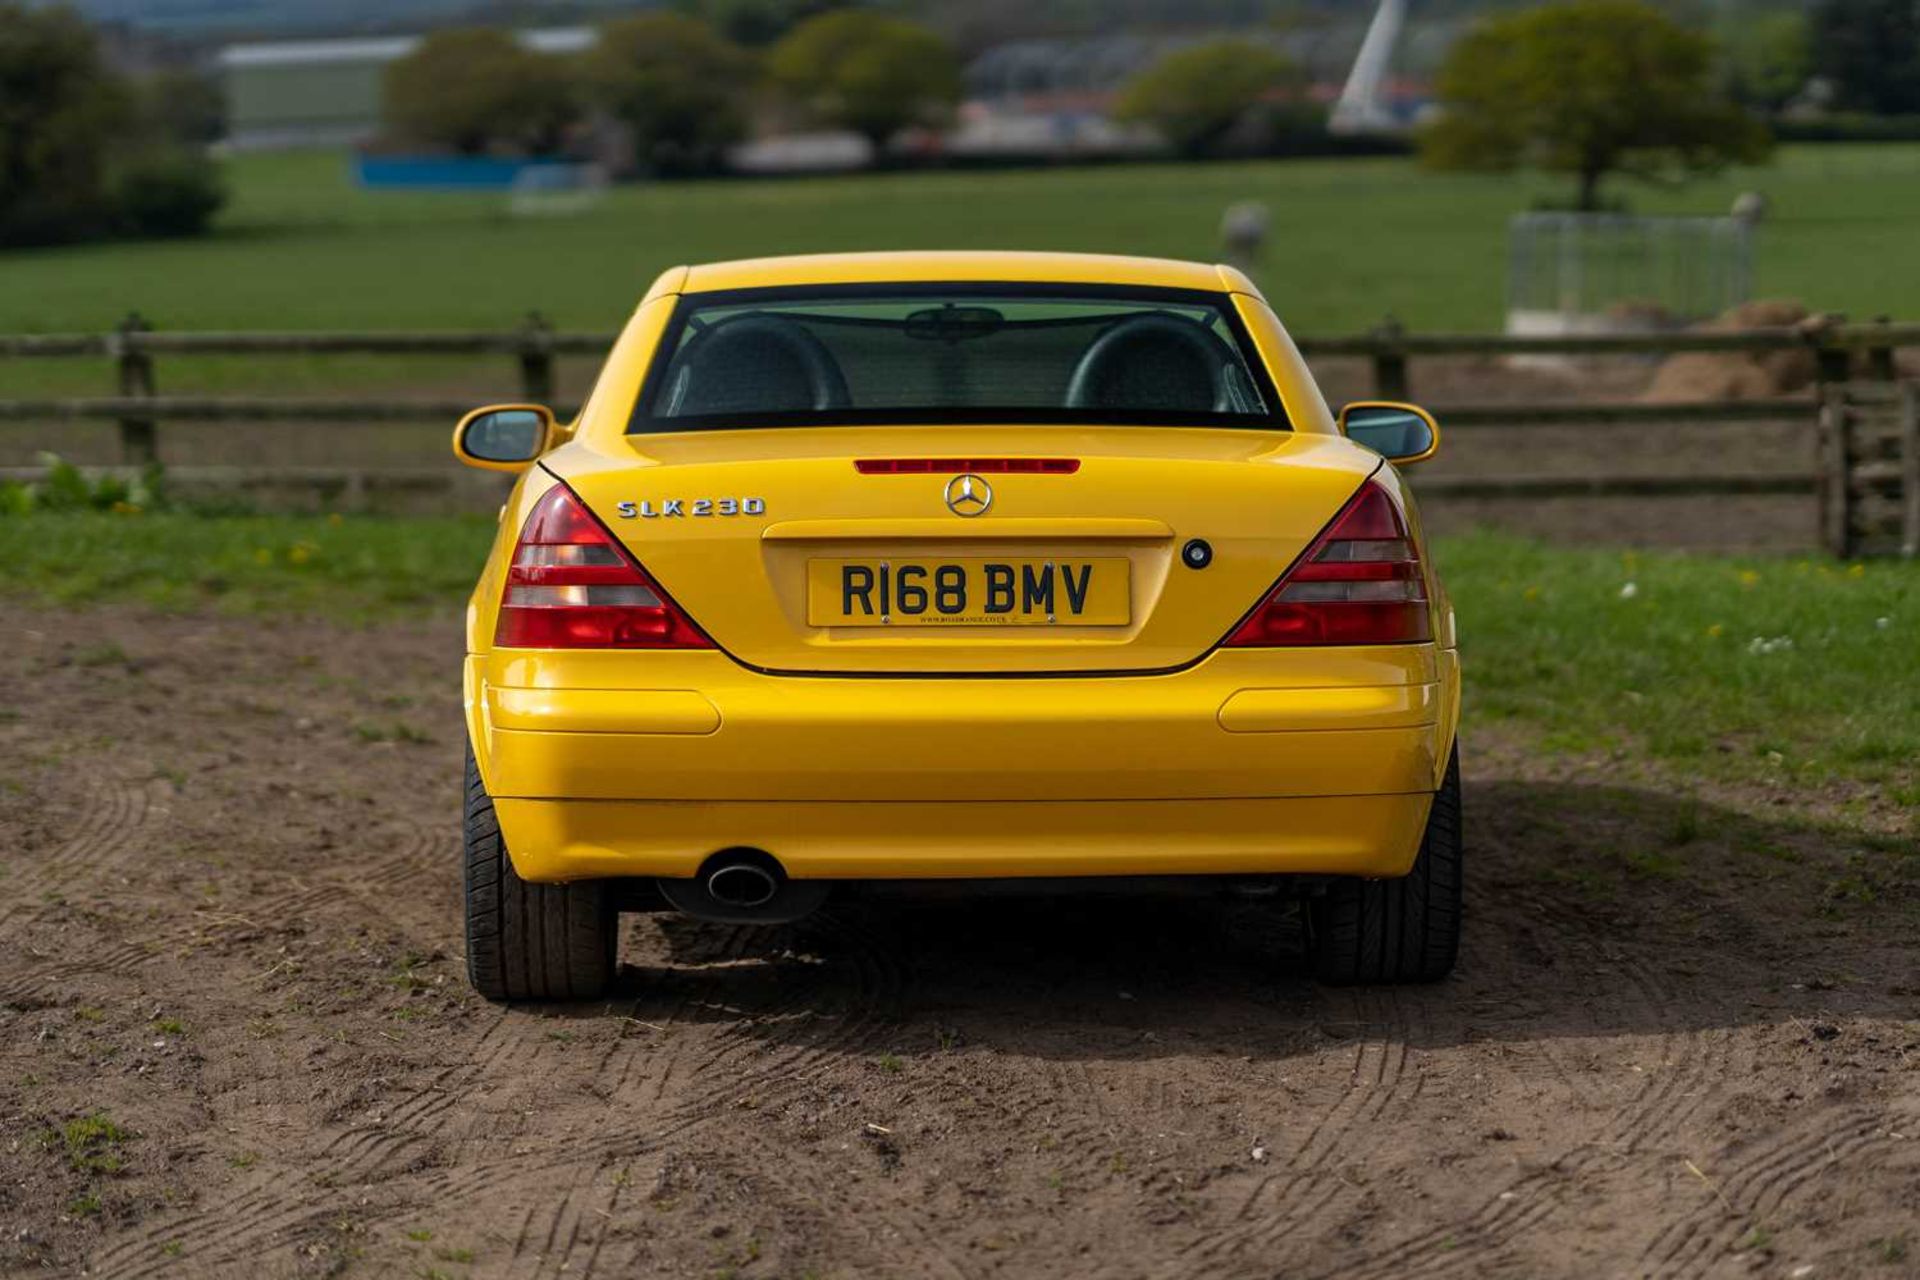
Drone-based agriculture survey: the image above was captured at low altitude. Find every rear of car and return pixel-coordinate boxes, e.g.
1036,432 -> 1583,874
456,253 -> 1461,1001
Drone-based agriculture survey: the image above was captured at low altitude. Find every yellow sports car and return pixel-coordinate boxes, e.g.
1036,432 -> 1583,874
454,251 -> 1460,1000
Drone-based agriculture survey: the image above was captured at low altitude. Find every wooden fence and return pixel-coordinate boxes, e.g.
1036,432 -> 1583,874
1820,382 -> 1920,558
2,313 -> 1917,554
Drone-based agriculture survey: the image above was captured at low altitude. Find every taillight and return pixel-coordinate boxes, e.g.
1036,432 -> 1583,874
1225,481 -> 1431,647
494,484 -> 712,649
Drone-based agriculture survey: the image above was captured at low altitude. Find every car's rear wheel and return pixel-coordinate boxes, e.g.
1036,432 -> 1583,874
1306,747 -> 1461,985
463,744 -> 617,1002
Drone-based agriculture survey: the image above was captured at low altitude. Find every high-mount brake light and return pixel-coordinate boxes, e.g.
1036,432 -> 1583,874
853,458 -> 1080,474
1225,481 -> 1431,647
495,484 -> 712,649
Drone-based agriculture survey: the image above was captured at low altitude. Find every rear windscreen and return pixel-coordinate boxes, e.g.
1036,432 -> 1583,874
629,284 -> 1285,432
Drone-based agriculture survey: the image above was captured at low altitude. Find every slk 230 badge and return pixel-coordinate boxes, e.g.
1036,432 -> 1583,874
615,497 -> 766,519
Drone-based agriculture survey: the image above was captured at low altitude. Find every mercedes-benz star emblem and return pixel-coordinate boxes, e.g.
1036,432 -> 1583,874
943,473 -> 993,517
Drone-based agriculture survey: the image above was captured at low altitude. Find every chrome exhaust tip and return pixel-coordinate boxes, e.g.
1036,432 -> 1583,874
706,862 -> 779,909
656,849 -> 829,924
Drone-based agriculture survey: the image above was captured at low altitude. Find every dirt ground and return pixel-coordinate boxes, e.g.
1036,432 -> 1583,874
2,606 -> 1916,1280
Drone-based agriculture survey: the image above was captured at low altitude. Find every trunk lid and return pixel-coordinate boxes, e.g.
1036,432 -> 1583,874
551,426 -> 1378,675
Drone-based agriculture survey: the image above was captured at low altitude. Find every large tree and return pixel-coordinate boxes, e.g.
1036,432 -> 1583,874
0,2 -> 129,245
768,11 -> 961,152
1421,0 -> 1771,212
383,28 -> 578,156
583,13 -> 753,175
1720,9 -> 1812,114
1810,0 -> 1920,115
1114,40 -> 1307,158
682,0 -> 846,47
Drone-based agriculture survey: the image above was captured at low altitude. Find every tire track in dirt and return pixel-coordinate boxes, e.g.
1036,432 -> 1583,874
721,1127 -> 974,1280
1328,1063 -> 1720,1275
0,939 -> 159,1009
1177,985 -> 1419,1270
95,1071 -> 543,1273
0,774 -> 172,1008
1313,891 -> 1735,1280
216,814 -> 451,943
1641,1112 -> 1897,1278
397,908 -> 920,1277
10,811 -> 449,1016
632,908 -> 911,1133
13,807 -> 446,997
1042,1060 -> 1137,1184
500,1152 -> 621,1280
413,907 -> 912,1237
1185,889 -> 1677,1277
90,902 -> 903,1280
89,999 -> 586,1276
517,1125 -> 975,1280
0,773 -> 167,939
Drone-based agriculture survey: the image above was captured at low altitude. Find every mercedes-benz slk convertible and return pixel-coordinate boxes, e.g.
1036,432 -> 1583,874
454,251 -> 1461,1001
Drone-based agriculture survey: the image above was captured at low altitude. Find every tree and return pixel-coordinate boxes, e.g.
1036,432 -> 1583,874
1720,10 -> 1811,115
583,13 -> 753,175
768,11 -> 961,152
0,2 -> 129,246
1114,40 -> 1307,158
1421,0 -> 1771,212
113,149 -> 226,238
383,28 -> 578,156
139,68 -> 227,146
682,0 -> 846,47
1810,0 -> 1920,115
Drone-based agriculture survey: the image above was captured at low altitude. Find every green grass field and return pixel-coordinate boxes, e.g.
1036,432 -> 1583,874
2,511 -> 1913,811
3,144 -> 1914,408
3,144 -> 1917,343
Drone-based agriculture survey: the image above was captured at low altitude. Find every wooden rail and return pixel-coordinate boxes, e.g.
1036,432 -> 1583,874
0,393 -> 1812,428
0,462 -> 1823,504
1,312 -> 1893,457
0,316 -> 1915,553
0,312 -> 593,464
2,317 -> 1907,360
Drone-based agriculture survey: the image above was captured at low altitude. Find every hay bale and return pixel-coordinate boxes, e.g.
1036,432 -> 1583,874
1643,300 -> 1819,402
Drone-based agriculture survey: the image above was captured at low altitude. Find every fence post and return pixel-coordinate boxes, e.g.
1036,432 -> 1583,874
1813,318 -> 1852,389
1818,385 -> 1855,559
1867,315 -> 1898,382
1901,381 -> 1919,559
112,312 -> 157,466
518,311 -> 555,404
1371,317 -> 1409,401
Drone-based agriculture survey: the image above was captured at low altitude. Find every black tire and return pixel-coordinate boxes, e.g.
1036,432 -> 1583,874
1306,747 -> 1462,985
463,745 -> 617,1002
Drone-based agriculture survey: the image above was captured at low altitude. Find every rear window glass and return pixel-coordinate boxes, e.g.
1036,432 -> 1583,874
629,284 -> 1284,432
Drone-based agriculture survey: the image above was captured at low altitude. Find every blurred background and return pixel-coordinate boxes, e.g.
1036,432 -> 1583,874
2,0 -> 1918,552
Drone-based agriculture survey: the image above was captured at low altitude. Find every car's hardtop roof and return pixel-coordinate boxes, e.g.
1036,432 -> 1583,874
670,251 -> 1259,299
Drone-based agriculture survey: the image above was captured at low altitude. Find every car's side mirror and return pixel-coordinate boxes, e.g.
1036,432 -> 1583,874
1338,401 -> 1440,465
453,404 -> 556,472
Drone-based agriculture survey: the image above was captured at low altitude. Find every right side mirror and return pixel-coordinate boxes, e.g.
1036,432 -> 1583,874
452,404 -> 556,472
1338,401 -> 1440,465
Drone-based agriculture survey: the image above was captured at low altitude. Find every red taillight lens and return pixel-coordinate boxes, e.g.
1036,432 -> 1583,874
494,485 -> 712,649
1225,482 -> 1431,647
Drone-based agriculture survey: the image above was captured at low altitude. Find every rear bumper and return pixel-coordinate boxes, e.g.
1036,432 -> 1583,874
466,645 -> 1458,882
494,793 -> 1436,882
469,647 -> 1452,802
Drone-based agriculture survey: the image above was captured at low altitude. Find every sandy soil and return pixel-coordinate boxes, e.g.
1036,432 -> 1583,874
2,607 -> 1916,1280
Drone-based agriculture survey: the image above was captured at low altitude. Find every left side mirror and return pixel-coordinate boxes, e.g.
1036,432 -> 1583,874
453,404 -> 556,472
1338,401 -> 1440,465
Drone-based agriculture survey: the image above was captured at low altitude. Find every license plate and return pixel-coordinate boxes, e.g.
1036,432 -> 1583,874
806,558 -> 1131,627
